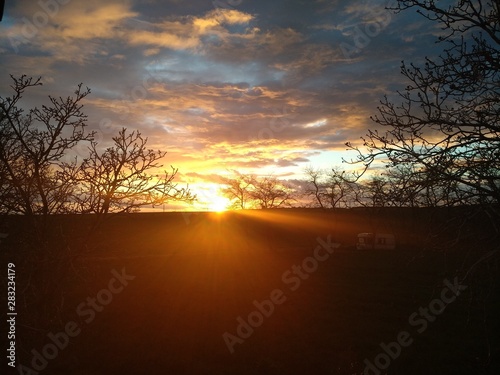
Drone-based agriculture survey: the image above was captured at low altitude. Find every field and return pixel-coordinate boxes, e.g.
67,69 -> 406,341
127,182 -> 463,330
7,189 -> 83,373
2,208 -> 500,374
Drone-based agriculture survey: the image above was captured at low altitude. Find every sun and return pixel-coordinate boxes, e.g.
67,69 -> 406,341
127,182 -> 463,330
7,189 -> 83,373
192,183 -> 231,212
208,195 -> 230,212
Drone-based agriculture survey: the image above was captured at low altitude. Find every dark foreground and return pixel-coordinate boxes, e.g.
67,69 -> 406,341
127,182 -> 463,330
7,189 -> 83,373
1,208 -> 499,374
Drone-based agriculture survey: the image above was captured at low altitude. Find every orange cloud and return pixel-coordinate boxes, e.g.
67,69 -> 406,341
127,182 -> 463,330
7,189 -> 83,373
125,9 -> 254,50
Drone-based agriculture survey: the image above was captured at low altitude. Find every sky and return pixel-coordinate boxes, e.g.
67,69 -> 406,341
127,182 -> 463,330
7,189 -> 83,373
0,0 -> 444,210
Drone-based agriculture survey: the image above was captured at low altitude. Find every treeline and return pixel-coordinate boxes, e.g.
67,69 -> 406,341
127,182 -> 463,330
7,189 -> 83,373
220,162 -> 499,210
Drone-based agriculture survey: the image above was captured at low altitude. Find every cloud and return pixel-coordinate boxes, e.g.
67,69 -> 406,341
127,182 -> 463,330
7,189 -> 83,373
124,9 -> 255,51
1,0 -> 138,64
54,2 -> 138,40
0,0 -> 442,190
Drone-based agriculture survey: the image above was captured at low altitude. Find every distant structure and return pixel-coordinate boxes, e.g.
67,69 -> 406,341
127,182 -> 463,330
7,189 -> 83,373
356,233 -> 396,250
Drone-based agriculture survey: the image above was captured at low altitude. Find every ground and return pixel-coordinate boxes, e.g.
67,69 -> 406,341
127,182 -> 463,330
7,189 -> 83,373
2,208 -> 499,374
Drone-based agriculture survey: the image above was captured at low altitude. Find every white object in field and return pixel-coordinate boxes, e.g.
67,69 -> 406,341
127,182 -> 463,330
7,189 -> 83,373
356,233 -> 395,250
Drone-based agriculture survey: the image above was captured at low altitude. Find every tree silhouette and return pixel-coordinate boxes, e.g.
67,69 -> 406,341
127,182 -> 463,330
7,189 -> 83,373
220,173 -> 296,209
348,0 -> 500,207
73,128 -> 193,219
249,175 -> 296,209
0,75 -> 192,221
303,167 -> 358,208
220,171 -> 253,209
0,75 -> 94,215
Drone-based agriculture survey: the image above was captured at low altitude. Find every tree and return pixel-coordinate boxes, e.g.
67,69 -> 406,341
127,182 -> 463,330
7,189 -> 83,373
220,173 -> 296,209
415,165 -> 474,206
220,171 -> 253,209
303,166 -> 325,208
72,128 -> 193,218
348,0 -> 500,207
0,75 -> 193,220
303,166 -> 360,208
0,75 -> 94,215
363,175 -> 390,207
373,164 -> 429,208
323,168 -> 357,208
249,175 -> 296,209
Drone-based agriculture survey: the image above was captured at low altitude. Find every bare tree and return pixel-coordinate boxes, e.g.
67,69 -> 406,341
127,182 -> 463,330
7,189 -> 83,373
249,175 -> 296,209
413,165 -> 476,207
348,0 -> 500,207
220,173 -> 296,209
324,168 -> 356,208
1,75 -> 193,221
73,128 -> 193,218
303,166 -> 325,208
220,171 -> 253,209
303,166 -> 360,208
362,175 -> 390,208
0,75 -> 94,215
380,165 -> 427,207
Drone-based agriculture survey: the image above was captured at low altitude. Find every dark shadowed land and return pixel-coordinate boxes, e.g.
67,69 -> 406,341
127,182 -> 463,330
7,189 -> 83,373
2,207 -> 499,375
